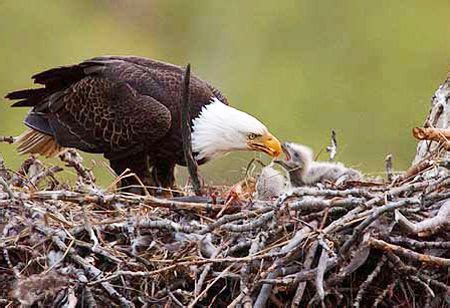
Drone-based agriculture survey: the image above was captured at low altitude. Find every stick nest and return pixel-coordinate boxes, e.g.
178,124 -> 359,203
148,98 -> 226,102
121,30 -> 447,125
0,150 -> 449,308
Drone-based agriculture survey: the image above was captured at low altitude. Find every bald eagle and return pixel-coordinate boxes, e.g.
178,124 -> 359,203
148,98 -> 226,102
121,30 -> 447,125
6,56 -> 282,191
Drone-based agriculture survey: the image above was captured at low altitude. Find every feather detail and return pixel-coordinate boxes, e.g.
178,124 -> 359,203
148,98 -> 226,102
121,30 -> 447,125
15,129 -> 65,157
191,98 -> 268,160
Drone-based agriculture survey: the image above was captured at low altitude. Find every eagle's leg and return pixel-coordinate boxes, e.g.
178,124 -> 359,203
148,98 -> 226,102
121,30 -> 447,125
109,153 -> 154,194
151,161 -> 179,197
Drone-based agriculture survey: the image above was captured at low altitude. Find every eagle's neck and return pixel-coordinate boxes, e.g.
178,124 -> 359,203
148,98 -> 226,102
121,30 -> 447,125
191,98 -> 267,161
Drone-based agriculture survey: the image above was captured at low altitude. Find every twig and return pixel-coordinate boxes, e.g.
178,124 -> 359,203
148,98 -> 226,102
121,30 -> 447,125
315,247 -> 329,305
59,149 -> 95,185
386,236 -> 450,249
369,237 -> 450,267
0,177 -> 14,199
291,242 -> 317,308
0,136 -> 16,144
180,63 -> 202,195
254,224 -> 317,308
36,226 -> 134,308
407,275 -> 435,298
167,289 -> 185,307
395,200 -> 450,236
220,212 -> 274,232
385,154 -> 394,183
386,252 -> 449,292
340,198 -> 420,256
374,279 -> 398,307
326,130 -> 337,161
413,127 -> 450,142
353,256 -> 386,308
194,245 -> 222,297
188,264 -> 233,308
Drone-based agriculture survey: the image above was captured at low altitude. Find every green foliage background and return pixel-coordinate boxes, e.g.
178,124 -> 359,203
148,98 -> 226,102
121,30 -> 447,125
1,1 -> 449,185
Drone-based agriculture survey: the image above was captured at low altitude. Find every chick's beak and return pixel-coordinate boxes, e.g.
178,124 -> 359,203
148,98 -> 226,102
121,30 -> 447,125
249,132 -> 282,157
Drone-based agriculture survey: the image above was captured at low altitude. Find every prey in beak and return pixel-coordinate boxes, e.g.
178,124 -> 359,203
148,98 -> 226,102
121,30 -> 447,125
247,132 -> 282,157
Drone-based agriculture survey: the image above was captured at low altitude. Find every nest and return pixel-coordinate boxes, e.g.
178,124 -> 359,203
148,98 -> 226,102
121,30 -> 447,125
0,148 -> 449,308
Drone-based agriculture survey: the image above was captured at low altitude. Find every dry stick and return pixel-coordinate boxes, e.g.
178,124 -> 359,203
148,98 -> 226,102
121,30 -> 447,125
315,248 -> 329,305
326,129 -> 337,161
373,279 -> 398,307
73,239 -> 122,264
167,289 -> 185,307
353,256 -> 386,308
90,254 -> 277,285
259,257 -> 338,286
395,200 -> 450,236
1,223 -> 21,278
200,206 -> 274,234
133,217 -> 200,233
29,190 -> 233,214
407,275 -> 435,298
2,246 -> 20,278
291,242 -> 318,308
59,149 -> 95,185
82,205 -> 99,248
339,198 -> 420,256
227,293 -> 246,308
289,196 -> 364,212
241,232 -> 268,307
281,187 -> 375,202
36,226 -> 134,308
0,136 -> 16,144
221,211 -> 275,232
386,252 -> 449,292
31,165 -> 62,187
254,223 -> 317,308
385,154 -> 394,183
386,236 -> 450,250
194,246 -> 222,297
337,245 -> 371,278
180,63 -> 202,195
188,264 -> 233,308
397,158 -> 434,183
368,237 -> 450,267
0,177 -> 14,199
413,127 -> 450,141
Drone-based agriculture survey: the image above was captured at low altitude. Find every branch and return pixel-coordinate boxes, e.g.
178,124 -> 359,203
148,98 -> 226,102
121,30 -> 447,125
339,198 -> 420,256
395,200 -> 450,236
0,136 -> 16,144
368,237 -> 450,267
353,256 -> 386,308
385,154 -> 394,182
326,129 -> 337,161
413,127 -> 450,141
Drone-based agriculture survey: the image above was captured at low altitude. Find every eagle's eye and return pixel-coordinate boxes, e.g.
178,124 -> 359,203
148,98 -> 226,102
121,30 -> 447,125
248,133 -> 259,140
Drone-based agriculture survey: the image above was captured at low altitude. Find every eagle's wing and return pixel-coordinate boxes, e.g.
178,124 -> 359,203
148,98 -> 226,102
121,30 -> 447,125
7,63 -> 172,158
85,56 -> 230,105
49,77 -> 172,156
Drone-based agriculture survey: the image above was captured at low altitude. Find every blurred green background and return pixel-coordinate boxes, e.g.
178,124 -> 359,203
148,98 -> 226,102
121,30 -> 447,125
1,1 -> 449,186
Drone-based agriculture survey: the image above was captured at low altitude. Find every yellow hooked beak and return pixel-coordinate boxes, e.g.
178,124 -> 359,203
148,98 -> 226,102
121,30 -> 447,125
248,132 -> 282,157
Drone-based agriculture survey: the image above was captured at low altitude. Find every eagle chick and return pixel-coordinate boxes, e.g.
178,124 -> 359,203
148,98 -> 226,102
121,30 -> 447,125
275,142 -> 362,187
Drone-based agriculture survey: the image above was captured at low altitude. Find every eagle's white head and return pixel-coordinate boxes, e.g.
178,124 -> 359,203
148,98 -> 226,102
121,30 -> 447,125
192,97 -> 282,161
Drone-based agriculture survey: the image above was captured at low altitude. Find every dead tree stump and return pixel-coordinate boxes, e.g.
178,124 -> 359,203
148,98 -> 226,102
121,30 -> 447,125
413,74 -> 450,164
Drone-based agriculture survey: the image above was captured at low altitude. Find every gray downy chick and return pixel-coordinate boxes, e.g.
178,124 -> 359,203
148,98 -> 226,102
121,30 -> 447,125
255,163 -> 287,200
275,142 -> 362,187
